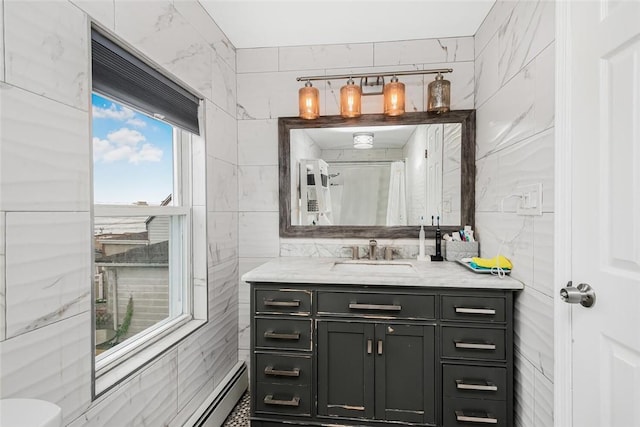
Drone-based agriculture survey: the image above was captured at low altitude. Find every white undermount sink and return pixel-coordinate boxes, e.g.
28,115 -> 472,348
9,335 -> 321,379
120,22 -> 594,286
331,260 -> 416,274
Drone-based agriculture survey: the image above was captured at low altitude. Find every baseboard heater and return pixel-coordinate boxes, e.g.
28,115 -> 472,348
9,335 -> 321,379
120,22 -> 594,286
186,361 -> 248,427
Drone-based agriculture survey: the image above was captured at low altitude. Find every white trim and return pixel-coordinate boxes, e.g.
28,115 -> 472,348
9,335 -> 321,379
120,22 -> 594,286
94,205 -> 189,217
554,1 -> 573,426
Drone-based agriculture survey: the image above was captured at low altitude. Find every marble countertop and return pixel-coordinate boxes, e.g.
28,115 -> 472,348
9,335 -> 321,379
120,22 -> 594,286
242,257 -> 524,290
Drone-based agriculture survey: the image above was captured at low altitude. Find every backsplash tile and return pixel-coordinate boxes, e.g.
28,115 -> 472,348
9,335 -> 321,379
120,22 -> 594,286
239,212 -> 279,258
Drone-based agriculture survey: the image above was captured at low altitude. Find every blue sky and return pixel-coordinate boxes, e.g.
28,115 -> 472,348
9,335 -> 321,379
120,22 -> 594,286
92,93 -> 174,205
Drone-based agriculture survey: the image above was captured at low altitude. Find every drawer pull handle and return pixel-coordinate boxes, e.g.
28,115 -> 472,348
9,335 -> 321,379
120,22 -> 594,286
264,299 -> 301,308
264,395 -> 300,407
348,303 -> 402,311
456,379 -> 498,392
455,410 -> 498,424
367,339 -> 373,354
264,331 -> 300,340
264,366 -> 301,377
454,341 -> 496,350
377,340 -> 383,355
455,307 -> 496,315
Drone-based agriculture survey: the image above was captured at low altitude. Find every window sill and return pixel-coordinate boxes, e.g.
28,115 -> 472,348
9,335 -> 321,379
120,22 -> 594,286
95,318 -> 206,396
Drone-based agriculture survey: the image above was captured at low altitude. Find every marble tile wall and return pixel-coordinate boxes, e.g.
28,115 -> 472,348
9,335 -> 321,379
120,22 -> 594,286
0,1 -> 239,425
474,1 -> 555,426
236,35 -> 475,364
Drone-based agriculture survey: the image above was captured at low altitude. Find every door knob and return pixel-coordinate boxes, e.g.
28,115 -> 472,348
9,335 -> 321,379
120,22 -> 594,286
560,281 -> 596,308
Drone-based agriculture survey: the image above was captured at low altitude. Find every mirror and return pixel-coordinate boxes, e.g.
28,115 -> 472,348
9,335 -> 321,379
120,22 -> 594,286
279,111 -> 475,238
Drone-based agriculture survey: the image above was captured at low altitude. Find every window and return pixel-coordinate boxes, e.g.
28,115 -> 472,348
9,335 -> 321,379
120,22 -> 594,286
91,29 -> 205,389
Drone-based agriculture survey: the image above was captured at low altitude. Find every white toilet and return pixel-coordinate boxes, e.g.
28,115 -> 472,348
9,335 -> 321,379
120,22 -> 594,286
0,399 -> 62,427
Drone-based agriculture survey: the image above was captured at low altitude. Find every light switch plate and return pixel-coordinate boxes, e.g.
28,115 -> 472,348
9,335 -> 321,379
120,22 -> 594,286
516,183 -> 543,216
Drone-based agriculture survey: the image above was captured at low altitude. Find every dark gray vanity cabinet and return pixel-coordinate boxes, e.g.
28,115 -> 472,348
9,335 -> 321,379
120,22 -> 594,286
249,283 -> 515,427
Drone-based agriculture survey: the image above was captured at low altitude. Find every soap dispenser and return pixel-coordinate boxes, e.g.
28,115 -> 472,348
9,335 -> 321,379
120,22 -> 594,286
417,216 -> 427,261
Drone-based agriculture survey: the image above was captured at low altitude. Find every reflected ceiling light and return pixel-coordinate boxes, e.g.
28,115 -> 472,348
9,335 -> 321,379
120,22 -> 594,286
353,132 -> 374,149
383,76 -> 405,116
298,80 -> 319,120
340,78 -> 362,118
427,72 -> 451,113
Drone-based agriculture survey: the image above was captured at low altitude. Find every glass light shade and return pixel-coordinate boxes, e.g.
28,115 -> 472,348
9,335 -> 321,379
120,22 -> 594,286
299,82 -> 319,120
353,132 -> 373,149
427,73 -> 451,113
340,79 -> 362,118
383,77 -> 405,116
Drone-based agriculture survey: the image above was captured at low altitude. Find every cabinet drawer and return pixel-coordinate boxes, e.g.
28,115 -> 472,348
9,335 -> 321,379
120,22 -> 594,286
255,289 -> 311,315
443,397 -> 507,427
442,327 -> 506,361
317,292 -> 435,319
443,365 -> 507,401
255,318 -> 312,351
442,296 -> 505,323
256,353 -> 312,385
255,383 -> 311,417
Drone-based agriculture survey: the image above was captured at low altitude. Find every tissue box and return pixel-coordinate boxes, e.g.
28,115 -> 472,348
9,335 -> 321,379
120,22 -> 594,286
445,241 -> 479,261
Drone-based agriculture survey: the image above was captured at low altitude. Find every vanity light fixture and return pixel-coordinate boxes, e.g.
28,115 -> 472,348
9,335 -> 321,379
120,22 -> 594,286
298,80 -> 319,120
296,68 -> 452,119
353,132 -> 374,149
383,75 -> 405,116
427,72 -> 451,113
340,78 -> 362,118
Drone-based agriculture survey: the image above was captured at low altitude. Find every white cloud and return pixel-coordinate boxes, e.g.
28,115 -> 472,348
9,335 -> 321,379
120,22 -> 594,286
93,103 -> 135,121
93,128 -> 163,164
126,117 -> 147,128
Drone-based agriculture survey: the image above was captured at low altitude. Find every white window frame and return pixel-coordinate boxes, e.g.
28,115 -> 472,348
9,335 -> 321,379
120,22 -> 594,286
92,126 -> 207,395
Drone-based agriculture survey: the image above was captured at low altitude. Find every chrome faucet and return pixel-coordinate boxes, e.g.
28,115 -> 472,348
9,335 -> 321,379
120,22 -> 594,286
368,239 -> 377,260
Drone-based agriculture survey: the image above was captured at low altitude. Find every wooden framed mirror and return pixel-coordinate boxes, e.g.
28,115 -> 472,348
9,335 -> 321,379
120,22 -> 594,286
279,110 -> 475,238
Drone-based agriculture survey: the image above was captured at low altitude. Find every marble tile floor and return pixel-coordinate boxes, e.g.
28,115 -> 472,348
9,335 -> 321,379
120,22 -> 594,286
222,392 -> 250,426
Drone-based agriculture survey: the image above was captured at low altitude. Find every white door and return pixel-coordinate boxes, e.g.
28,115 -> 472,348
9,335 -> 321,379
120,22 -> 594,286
558,1 -> 640,426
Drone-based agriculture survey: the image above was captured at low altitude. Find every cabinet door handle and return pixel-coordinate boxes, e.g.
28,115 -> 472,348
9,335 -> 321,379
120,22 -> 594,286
455,410 -> 498,424
264,395 -> 300,407
377,340 -> 383,355
264,331 -> 300,340
455,379 -> 498,392
367,339 -> 373,354
264,299 -> 300,308
264,366 -> 301,377
348,303 -> 402,311
455,307 -> 496,315
454,340 -> 496,350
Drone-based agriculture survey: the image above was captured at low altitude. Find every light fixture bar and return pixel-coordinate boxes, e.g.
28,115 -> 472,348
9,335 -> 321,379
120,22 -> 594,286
296,68 -> 453,82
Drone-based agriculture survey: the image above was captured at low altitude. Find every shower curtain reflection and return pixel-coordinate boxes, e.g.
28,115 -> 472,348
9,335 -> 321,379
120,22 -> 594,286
386,161 -> 407,225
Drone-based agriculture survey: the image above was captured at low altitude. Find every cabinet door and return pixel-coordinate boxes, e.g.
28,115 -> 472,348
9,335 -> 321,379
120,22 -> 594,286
374,324 -> 436,424
317,321 -> 375,419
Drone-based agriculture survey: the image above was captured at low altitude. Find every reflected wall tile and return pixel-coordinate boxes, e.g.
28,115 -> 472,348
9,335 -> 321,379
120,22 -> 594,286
514,352 -> 536,427
238,166 -> 279,212
114,1 -> 213,100
476,62 -> 535,160
207,212 -> 238,266
279,43 -> 373,71
70,0 -> 115,30
0,313 -> 92,423
212,55 -> 237,116
497,129 -> 554,213
237,48 -> 278,73
172,0 -> 236,71
207,157 -> 238,212
239,212 -> 279,258
534,368 -> 554,426
475,1 -> 516,59
497,0 -> 554,85
238,119 -> 278,166
68,349 -> 178,426
206,100 -> 237,165
474,33 -> 500,109
4,1 -> 88,110
374,37 -> 474,66
514,287 -> 554,381
5,212 -> 91,338
0,84 -> 91,211
534,43 -> 555,132
237,69 -> 324,120
533,214 -> 554,298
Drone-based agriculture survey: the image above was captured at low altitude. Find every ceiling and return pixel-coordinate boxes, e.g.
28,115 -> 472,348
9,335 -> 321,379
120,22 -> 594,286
199,1 -> 496,49
298,125 -> 418,150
